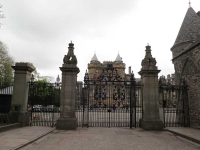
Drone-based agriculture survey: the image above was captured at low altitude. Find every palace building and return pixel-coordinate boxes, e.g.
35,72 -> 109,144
85,53 -> 142,109
88,53 -> 132,81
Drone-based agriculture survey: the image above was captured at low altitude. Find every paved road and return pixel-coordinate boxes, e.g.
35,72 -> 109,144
0,126 -> 54,150
20,127 -> 200,150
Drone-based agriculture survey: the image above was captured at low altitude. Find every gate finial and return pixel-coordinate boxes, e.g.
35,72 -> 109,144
63,41 -> 77,65
189,0 -> 191,7
141,45 -> 157,70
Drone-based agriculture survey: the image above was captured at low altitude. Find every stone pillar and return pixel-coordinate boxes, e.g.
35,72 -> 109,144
56,41 -> 79,130
138,45 -> 163,130
11,63 -> 34,127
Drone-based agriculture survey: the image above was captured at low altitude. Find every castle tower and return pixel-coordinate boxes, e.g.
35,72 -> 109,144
112,53 -> 125,78
171,6 -> 200,59
171,5 -> 200,128
88,53 -> 126,79
88,53 -> 102,79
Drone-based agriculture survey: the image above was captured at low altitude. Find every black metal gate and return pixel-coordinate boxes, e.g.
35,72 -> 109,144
159,77 -> 190,127
28,75 -> 61,127
81,64 -> 143,128
0,82 -> 19,126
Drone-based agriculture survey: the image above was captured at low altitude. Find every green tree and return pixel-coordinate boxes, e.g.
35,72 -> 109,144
0,41 -> 14,85
29,79 -> 60,107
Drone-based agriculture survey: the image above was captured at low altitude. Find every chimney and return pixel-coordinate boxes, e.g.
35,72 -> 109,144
129,66 -> 131,74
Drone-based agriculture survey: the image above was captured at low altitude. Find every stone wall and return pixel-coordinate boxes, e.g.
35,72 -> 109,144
88,62 -> 103,79
173,45 -> 200,128
171,41 -> 192,59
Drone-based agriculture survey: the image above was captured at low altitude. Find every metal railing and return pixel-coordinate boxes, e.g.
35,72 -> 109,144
0,107 -> 19,127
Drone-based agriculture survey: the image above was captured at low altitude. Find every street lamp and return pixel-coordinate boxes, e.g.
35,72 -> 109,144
56,75 -> 60,83
55,75 -> 61,88
30,74 -> 35,83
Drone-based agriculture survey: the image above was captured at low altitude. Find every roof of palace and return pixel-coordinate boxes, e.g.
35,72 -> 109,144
115,53 -> 123,62
91,53 -> 99,62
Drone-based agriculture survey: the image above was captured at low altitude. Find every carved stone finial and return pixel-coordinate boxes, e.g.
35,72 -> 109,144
141,45 -> 157,70
189,0 -> 191,7
63,41 -> 77,65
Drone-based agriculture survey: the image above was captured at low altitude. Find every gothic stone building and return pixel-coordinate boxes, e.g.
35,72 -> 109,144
88,53 -> 131,80
87,53 -> 141,108
171,6 -> 200,128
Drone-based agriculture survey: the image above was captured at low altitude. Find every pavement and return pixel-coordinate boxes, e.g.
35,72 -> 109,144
0,126 -> 200,150
165,127 -> 200,145
0,126 -> 54,150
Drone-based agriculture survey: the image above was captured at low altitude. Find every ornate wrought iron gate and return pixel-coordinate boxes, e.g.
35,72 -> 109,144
159,77 -> 190,127
81,64 -> 143,128
28,75 -> 61,127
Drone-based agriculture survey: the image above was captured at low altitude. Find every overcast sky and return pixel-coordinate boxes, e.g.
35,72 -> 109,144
0,0 -> 200,81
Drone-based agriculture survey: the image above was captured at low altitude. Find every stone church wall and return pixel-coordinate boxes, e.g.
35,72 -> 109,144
171,41 -> 192,58
173,45 -> 200,128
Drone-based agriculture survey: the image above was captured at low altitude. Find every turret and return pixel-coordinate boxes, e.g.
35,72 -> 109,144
115,53 -> 123,62
90,53 -> 100,63
171,7 -> 200,59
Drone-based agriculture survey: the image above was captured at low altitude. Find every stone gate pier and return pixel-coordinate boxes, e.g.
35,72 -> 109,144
139,45 -> 163,130
56,42 -> 79,130
11,63 -> 34,127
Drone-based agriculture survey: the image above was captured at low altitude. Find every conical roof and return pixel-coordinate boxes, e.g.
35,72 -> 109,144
180,35 -> 200,53
173,7 -> 200,46
91,53 -> 99,62
115,53 -> 122,62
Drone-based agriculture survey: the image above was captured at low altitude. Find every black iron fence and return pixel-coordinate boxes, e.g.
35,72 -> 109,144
159,77 -> 190,128
28,75 -> 86,127
28,75 -> 61,127
163,108 -> 184,127
75,81 -> 84,127
27,65 -> 144,129
0,107 -> 20,127
80,65 -> 143,128
0,82 -> 19,126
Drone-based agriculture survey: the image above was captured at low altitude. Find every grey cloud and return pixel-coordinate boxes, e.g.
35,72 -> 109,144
0,0 -> 183,81
2,0 -> 137,41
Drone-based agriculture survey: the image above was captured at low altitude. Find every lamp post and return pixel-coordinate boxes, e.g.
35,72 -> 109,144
30,74 -> 35,83
55,75 -> 61,88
